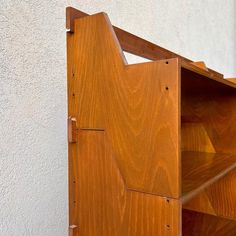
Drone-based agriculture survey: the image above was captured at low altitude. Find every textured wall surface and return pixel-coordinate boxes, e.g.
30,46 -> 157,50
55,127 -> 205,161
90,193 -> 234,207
0,1 -> 235,235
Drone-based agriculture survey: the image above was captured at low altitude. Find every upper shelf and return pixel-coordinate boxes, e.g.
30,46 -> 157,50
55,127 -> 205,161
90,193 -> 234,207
182,151 -> 236,204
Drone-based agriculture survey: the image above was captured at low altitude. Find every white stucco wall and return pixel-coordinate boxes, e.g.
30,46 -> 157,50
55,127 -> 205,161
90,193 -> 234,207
0,1 -> 235,235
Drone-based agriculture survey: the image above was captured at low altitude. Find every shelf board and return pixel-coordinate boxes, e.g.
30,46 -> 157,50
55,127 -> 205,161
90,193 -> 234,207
183,209 -> 236,236
182,151 -> 236,203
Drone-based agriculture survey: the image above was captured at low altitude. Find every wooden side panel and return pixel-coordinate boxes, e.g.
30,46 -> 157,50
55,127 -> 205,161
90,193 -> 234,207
183,209 -> 236,236
72,130 -> 181,236
67,30 -> 78,226
183,170 -> 236,220
181,123 -> 215,152
68,13 -> 181,197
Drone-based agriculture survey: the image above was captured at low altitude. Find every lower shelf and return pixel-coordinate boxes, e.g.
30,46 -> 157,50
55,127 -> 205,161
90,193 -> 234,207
182,151 -> 236,203
183,209 -> 236,236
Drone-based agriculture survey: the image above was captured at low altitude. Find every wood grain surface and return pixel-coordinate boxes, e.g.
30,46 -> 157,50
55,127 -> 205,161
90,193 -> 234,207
68,12 -> 181,198
71,130 -> 181,236
182,152 -> 236,203
66,7 -> 224,80
181,123 -> 216,153
67,7 -> 236,236
183,170 -> 236,220
182,94 -> 236,153
183,209 -> 236,236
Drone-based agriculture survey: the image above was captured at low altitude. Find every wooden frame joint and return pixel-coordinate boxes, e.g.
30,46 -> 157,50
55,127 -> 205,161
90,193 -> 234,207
66,7 -> 88,33
191,61 -> 208,71
69,225 -> 78,236
68,117 -> 77,143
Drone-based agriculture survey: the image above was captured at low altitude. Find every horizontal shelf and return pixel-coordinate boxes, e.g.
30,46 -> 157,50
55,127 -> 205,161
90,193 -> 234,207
182,151 -> 236,203
183,209 -> 236,236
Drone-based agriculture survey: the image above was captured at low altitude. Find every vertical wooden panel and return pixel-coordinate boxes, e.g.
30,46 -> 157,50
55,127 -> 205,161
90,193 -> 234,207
68,13 -> 181,198
73,130 -> 181,236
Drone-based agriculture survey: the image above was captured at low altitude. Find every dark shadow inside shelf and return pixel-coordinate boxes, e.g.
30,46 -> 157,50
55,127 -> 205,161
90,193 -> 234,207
182,209 -> 236,236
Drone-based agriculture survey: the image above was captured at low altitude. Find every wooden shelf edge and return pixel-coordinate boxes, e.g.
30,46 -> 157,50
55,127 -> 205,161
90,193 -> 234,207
182,152 -> 236,204
225,78 -> 236,84
181,61 -> 236,90
183,209 -> 236,223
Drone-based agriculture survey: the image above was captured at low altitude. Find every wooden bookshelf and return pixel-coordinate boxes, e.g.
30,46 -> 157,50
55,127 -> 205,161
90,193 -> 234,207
66,7 -> 236,236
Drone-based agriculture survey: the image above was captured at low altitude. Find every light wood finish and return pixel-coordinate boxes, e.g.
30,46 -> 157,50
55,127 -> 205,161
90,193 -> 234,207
66,7 -> 223,79
183,170 -> 236,220
69,225 -> 78,236
191,61 -> 208,71
67,7 -> 236,236
226,78 -> 236,83
183,210 -> 236,236
181,123 -> 215,152
182,94 -> 236,153
68,12 -> 181,198
71,130 -> 181,236
182,152 -> 236,203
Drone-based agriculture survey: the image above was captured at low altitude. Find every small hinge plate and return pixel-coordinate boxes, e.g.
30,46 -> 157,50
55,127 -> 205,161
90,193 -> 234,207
68,117 -> 77,143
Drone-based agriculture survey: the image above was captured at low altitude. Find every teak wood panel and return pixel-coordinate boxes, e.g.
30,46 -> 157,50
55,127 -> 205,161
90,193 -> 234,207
183,170 -> 236,220
183,209 -> 236,236
70,130 -> 181,236
181,92 -> 236,154
181,123 -> 216,152
182,152 -> 236,203
67,13 -> 181,198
